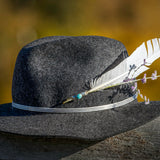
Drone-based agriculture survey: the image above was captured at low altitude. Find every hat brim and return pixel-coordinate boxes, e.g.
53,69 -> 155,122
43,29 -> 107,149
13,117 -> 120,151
0,101 -> 160,141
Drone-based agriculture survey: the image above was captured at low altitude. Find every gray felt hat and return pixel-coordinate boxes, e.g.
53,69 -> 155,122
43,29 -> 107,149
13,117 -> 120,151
0,36 -> 160,141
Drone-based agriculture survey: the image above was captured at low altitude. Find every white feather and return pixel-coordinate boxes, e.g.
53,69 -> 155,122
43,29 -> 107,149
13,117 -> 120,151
88,59 -> 128,93
88,38 -> 160,93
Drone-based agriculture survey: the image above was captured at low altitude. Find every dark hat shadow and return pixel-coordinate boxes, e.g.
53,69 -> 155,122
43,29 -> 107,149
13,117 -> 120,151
0,103 -> 99,159
0,132 -> 98,160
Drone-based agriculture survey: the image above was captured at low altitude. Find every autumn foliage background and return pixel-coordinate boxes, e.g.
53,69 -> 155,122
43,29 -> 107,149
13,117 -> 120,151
0,0 -> 160,104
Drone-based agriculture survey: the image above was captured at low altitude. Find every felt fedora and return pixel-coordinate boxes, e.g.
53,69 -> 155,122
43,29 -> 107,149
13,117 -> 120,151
0,36 -> 160,141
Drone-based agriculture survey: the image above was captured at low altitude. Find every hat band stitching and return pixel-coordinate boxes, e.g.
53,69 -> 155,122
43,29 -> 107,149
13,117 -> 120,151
12,94 -> 136,113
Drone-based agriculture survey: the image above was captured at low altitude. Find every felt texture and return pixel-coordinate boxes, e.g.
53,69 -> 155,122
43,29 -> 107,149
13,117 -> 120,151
0,102 -> 160,140
12,36 -> 133,108
0,118 -> 160,159
2,36 -> 158,140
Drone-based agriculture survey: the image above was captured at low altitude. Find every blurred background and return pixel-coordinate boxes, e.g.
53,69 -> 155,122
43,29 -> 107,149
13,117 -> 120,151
0,0 -> 160,104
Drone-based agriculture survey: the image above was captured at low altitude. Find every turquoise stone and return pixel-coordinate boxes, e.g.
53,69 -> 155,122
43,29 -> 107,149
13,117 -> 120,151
76,94 -> 82,99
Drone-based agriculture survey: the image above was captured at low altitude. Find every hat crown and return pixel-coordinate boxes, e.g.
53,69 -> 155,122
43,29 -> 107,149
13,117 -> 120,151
12,36 -> 133,108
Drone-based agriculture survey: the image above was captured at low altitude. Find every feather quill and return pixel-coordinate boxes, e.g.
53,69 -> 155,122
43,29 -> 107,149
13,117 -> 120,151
88,38 -> 160,94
